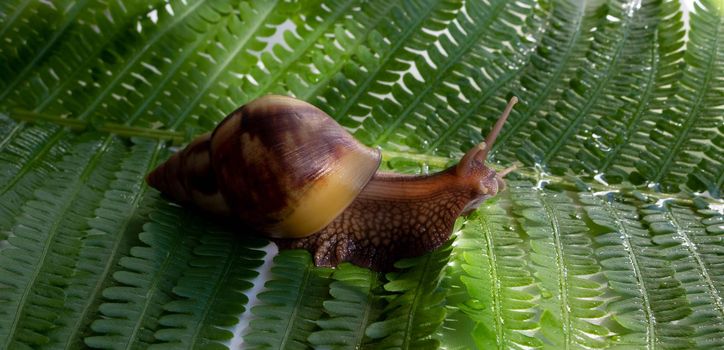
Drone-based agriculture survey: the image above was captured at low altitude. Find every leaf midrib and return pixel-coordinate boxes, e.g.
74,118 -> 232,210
123,224 -> 192,350
540,191 -> 571,350
0,129 -> 65,196
666,205 -> 724,317
480,218 -> 505,349
186,241 -> 239,347
278,259 -> 314,349
402,254 -> 432,349
602,199 -> 656,350
356,273 -> 378,349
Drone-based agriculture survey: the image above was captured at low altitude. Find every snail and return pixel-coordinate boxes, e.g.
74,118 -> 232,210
146,95 -> 517,271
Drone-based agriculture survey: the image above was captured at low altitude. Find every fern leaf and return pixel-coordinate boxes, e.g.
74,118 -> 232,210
0,1 -> 722,349
84,202 -> 202,349
3,1 -> 162,110
495,0 -> 598,162
529,0 -> 665,173
243,250 -> 332,349
313,0 -> 462,127
516,0 -> 640,169
689,131 -> 723,197
364,242 -> 452,349
457,201 -> 542,349
581,192 -> 693,349
641,201 -> 724,348
163,0 -> 297,131
417,0 -> 549,156
298,0 -> 402,100
53,138 -> 164,349
633,0 -> 724,194
0,135 -> 124,348
510,180 -> 609,349
0,0 -> 163,104
0,122 -> 68,242
307,263 -> 382,349
46,0 -> 244,129
367,0 -> 530,150
570,0 -> 684,182
151,232 -> 267,349
229,0 -> 362,103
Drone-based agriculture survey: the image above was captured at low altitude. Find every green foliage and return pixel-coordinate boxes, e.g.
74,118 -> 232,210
0,0 -> 722,349
365,242 -> 452,349
308,263 -> 382,349
456,201 -> 541,350
150,233 -> 267,349
244,251 -> 332,349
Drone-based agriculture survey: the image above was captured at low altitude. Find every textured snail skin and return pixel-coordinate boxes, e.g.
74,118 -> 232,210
147,95 -> 516,271
278,162 -> 503,271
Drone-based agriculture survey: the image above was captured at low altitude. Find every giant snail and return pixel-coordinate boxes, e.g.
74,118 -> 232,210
147,95 -> 517,271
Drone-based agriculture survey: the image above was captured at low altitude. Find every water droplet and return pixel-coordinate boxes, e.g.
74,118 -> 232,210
593,173 -> 609,186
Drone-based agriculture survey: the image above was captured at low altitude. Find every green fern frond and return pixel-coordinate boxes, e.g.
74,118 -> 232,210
531,0 -> 666,174
3,1 -> 163,109
364,242 -> 452,349
0,134 -> 124,349
0,0 -> 91,97
0,122 -> 68,242
84,203 -> 201,349
633,0 -> 724,194
689,131 -> 723,197
510,180 -> 609,349
308,263 -> 382,349
151,233 -> 267,349
296,0 -> 402,101
641,201 -> 724,348
402,0 -> 549,156
49,0 -> 254,129
363,0 -> 534,151
57,138 -> 164,349
313,0 -> 462,128
570,0 -> 684,182
224,0 -> 362,103
243,250 -> 332,349
495,0 -> 598,162
581,192 -> 693,349
457,201 -> 541,349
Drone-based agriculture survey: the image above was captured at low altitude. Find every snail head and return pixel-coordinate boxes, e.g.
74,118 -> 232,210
456,96 -> 518,215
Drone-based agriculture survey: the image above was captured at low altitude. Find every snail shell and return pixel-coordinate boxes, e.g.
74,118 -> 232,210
147,95 -> 380,238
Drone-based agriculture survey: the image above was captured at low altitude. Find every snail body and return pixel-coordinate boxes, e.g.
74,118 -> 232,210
147,95 -> 517,271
